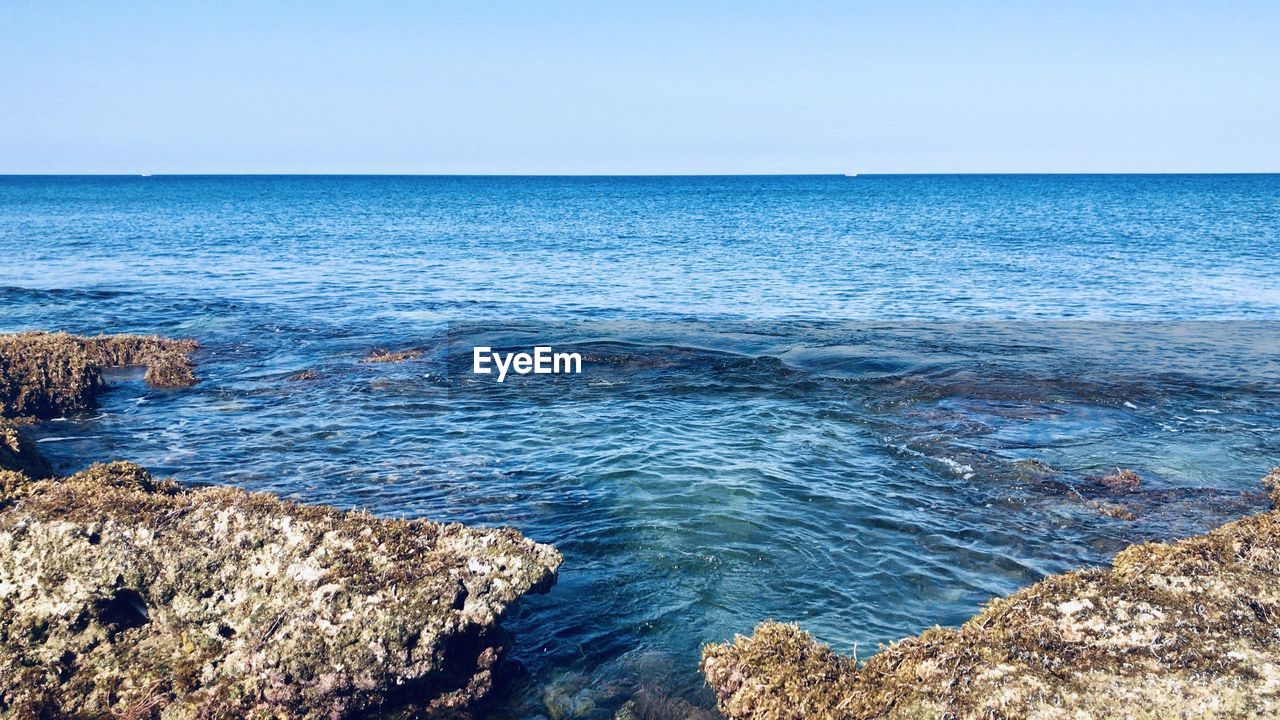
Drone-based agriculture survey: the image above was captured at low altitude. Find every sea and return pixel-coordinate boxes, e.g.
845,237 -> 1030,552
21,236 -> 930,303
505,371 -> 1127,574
2,174 -> 1279,717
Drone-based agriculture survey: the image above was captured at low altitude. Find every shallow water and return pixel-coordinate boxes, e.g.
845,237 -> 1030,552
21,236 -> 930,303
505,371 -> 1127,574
2,175 -> 1279,717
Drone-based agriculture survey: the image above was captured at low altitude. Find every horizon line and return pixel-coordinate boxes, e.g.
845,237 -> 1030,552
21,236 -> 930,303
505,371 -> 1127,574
2,171 -> 1279,178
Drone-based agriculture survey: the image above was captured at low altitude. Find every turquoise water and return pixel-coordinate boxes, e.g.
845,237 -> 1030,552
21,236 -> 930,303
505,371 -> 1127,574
2,175 -> 1279,717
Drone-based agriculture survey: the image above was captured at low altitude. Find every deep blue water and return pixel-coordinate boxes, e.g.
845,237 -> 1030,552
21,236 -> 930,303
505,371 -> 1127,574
2,175 -> 1279,718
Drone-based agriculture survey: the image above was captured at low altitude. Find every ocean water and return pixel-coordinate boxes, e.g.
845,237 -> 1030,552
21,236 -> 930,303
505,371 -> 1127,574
2,174 -> 1279,717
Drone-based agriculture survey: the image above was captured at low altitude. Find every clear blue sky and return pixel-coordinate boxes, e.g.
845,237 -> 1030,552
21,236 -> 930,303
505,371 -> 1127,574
3,0 -> 1277,174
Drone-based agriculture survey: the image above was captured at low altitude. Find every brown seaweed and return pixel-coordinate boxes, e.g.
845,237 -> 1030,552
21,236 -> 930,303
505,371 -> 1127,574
0,331 -> 198,419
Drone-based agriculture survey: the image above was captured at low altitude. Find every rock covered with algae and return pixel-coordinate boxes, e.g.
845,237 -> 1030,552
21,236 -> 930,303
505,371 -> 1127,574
0,330 -> 198,482
701,468 -> 1280,720
0,461 -> 562,718
0,331 -> 199,418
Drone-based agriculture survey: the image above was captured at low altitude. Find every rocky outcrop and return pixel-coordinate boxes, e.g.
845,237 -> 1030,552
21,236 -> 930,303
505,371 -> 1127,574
1,462 -> 561,718
702,468 -> 1280,720
0,332 -> 563,718
0,330 -> 197,479
0,331 -> 199,419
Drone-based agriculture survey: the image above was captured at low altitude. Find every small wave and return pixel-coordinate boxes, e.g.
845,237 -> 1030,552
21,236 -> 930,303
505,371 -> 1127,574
937,456 -> 976,479
0,285 -> 130,302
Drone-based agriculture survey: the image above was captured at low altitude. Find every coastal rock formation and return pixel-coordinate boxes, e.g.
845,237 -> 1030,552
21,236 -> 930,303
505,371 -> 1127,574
0,462 -> 562,717
0,330 -> 198,479
702,468 -> 1280,720
0,331 -> 563,718
0,331 -> 199,418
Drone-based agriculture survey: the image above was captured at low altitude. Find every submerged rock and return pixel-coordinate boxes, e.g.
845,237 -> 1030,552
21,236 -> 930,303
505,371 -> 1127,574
1085,499 -> 1137,521
362,348 -> 424,364
702,468 -> 1280,720
533,649 -> 718,720
0,331 -> 199,418
0,461 -> 562,718
612,688 -> 719,720
1095,467 -> 1142,493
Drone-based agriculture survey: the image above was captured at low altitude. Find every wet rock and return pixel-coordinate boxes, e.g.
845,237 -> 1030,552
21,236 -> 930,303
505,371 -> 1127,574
614,688 -> 719,720
533,651 -> 715,720
285,369 -> 319,382
1086,499 -> 1137,521
362,348 -> 424,364
0,460 -> 562,718
702,468 -> 1280,720
0,331 -> 198,418
541,671 -> 608,719
1095,467 -> 1142,492
1263,468 -> 1280,505
1010,458 -> 1056,479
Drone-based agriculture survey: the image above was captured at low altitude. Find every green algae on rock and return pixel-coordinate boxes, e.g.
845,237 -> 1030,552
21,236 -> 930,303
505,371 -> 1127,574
701,468 -> 1280,720
0,460 -> 562,718
0,331 -> 199,419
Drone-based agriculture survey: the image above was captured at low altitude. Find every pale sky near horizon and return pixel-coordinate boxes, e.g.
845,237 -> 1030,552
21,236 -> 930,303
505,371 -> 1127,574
2,1 -> 1278,174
